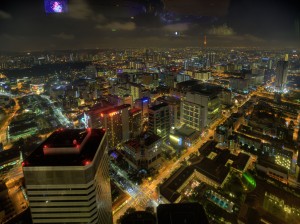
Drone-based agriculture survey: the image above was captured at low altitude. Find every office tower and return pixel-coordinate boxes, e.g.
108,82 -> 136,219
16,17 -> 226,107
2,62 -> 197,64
88,100 -> 114,128
268,59 -> 273,69
156,96 -> 181,128
22,129 -> 112,224
275,57 -> 288,92
134,97 -> 150,118
130,83 -> 143,101
206,52 -> 216,68
148,103 -> 170,139
181,84 -> 221,132
100,104 -> 130,148
129,108 -> 142,138
184,60 -> 188,70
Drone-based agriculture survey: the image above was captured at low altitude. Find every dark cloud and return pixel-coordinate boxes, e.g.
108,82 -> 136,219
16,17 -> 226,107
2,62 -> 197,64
0,0 -> 299,51
53,33 -> 75,40
95,21 -> 136,31
163,23 -> 190,32
164,0 -> 231,16
0,10 -> 11,19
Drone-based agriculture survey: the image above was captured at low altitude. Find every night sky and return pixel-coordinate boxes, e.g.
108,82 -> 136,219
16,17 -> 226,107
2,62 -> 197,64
0,0 -> 299,51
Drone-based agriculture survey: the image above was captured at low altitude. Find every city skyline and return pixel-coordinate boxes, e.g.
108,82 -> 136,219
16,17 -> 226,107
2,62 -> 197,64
1,1 -> 300,224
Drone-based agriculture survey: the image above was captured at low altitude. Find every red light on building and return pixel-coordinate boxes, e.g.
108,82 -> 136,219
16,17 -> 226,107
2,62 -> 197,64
43,145 -> 48,148
100,113 -> 103,117
87,128 -> 91,132
84,160 -> 91,166
76,144 -> 80,149
22,161 -> 28,167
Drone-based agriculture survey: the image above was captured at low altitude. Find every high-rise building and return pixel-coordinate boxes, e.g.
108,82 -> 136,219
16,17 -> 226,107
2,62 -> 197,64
134,97 -> 150,118
88,100 -> 114,128
275,59 -> 288,91
100,104 -> 130,148
148,103 -> 170,139
22,129 -> 112,224
181,84 -> 221,132
156,96 -> 181,128
129,108 -> 142,138
130,83 -> 143,101
206,52 -> 216,68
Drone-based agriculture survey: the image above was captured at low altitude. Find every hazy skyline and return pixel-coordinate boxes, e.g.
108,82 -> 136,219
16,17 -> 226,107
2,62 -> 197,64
0,0 -> 299,52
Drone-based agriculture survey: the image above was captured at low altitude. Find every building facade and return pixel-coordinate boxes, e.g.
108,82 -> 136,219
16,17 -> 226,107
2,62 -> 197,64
148,103 -> 171,139
23,129 -> 112,224
100,104 -> 130,148
275,60 -> 288,91
181,86 -> 221,132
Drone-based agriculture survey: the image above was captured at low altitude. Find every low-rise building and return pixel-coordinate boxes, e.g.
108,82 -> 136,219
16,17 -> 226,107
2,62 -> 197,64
122,133 -> 162,171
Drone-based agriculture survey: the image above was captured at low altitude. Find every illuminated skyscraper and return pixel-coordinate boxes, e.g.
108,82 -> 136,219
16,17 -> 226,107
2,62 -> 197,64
100,104 -> 130,148
181,84 -> 221,132
148,103 -> 170,139
134,97 -> 150,118
129,108 -> 142,138
23,129 -> 112,224
206,52 -> 216,67
275,58 -> 288,92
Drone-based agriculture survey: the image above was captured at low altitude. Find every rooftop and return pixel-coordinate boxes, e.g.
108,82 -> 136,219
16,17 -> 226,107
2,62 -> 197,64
194,157 -> 230,184
159,166 -> 194,203
190,83 -> 223,97
156,96 -> 180,105
124,133 -> 161,150
129,107 -> 142,115
23,129 -> 105,167
176,125 -> 198,137
149,102 -> 169,111
257,158 -> 289,175
101,104 -> 131,115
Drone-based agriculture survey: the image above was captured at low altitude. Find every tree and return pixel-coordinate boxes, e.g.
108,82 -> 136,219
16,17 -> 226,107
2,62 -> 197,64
145,206 -> 155,214
117,207 -> 136,224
